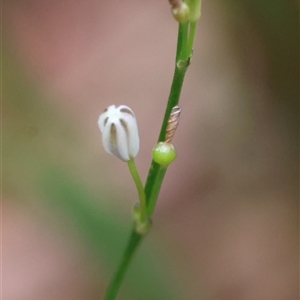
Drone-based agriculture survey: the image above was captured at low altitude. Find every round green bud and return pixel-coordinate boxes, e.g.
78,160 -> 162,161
171,3 -> 190,23
152,142 -> 177,167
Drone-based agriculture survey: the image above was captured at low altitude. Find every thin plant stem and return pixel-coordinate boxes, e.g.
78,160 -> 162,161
102,20 -> 198,300
145,22 -> 195,213
146,166 -> 167,216
187,21 -> 197,55
180,22 -> 190,60
127,159 -> 147,221
103,230 -> 142,300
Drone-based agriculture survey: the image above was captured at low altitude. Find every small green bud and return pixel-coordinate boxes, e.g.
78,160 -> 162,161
132,202 -> 142,222
171,2 -> 190,23
132,203 -> 151,235
135,219 -> 151,235
152,142 -> 177,167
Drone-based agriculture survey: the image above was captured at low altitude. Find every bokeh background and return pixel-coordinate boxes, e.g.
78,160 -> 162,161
3,1 -> 299,300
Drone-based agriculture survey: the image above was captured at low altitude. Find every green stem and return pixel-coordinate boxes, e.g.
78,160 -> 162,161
102,21 -> 198,300
127,159 -> 147,221
103,230 -> 142,300
179,22 -> 190,60
145,21 -> 195,213
146,166 -> 167,216
187,21 -> 197,55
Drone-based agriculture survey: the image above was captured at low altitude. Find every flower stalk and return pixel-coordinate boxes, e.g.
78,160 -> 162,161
127,159 -> 150,235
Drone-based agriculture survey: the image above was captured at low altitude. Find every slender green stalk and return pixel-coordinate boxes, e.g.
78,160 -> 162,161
127,159 -> 147,221
103,230 -> 142,300
145,21 -> 194,213
102,19 -> 198,300
180,22 -> 190,60
146,166 -> 167,216
187,22 -> 197,55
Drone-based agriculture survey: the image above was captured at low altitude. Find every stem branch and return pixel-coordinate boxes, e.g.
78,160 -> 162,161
127,159 -> 147,221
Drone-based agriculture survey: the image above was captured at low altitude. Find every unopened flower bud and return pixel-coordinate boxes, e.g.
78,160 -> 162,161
98,105 -> 139,161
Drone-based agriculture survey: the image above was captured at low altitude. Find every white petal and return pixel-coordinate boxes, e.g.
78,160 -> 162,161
98,105 -> 116,132
115,119 -> 131,161
125,116 -> 139,158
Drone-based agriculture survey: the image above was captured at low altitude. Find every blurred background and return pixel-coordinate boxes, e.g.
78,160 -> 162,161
3,1 -> 299,299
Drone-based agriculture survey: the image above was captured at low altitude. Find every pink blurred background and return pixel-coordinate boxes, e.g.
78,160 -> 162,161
3,1 -> 298,299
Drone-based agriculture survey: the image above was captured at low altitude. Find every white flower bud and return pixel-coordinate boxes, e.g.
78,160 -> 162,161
98,105 -> 140,161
